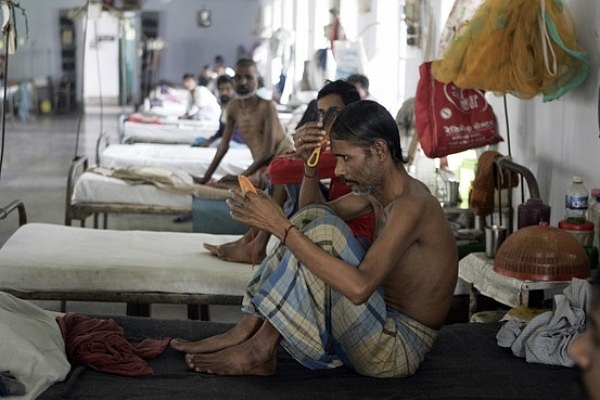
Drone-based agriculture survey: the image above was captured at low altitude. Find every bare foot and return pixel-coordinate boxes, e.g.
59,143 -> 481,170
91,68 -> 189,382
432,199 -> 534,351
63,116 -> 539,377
171,316 -> 262,354
202,233 -> 267,264
203,231 -> 253,258
203,243 -> 222,258
185,336 -> 278,376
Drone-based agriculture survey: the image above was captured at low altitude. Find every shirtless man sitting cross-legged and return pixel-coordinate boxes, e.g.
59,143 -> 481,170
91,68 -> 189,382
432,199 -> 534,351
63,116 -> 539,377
171,101 -> 458,378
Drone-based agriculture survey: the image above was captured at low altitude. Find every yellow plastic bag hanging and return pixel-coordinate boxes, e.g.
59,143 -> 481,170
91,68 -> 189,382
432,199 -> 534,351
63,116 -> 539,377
431,0 -> 589,102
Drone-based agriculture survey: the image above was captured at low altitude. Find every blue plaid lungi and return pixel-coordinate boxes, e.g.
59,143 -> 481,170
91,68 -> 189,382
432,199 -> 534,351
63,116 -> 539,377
242,205 -> 437,377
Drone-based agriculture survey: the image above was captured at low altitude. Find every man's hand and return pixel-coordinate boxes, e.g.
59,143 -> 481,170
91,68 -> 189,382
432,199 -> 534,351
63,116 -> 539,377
227,189 -> 287,234
293,122 -> 326,164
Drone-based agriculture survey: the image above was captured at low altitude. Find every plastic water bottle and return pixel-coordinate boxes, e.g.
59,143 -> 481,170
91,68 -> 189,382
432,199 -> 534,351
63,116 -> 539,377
565,176 -> 589,223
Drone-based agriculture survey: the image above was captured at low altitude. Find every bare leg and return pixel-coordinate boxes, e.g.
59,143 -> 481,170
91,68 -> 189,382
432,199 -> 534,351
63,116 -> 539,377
203,228 -> 254,258
185,319 -> 281,376
202,184 -> 288,263
170,314 -> 262,354
205,229 -> 270,264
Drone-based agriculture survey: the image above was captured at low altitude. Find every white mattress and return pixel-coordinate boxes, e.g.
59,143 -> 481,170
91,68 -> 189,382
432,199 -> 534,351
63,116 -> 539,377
100,143 -> 253,179
142,86 -> 189,117
123,120 -> 220,144
0,223 -> 261,296
72,171 -> 192,208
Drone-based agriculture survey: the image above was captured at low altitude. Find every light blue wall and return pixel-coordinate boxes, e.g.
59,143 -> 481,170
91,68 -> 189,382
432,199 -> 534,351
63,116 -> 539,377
140,0 -> 259,83
7,0 -> 259,84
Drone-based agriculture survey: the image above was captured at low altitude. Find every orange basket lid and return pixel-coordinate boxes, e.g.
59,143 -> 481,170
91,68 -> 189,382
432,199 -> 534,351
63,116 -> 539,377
493,225 -> 590,281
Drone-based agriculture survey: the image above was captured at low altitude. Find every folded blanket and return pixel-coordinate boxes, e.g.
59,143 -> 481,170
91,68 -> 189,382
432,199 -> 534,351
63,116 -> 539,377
88,165 -> 231,199
56,313 -> 171,376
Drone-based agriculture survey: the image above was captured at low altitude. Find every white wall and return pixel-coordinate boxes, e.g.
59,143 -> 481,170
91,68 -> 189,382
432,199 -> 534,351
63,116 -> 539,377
488,0 -> 600,226
399,0 -> 600,227
83,11 -> 120,104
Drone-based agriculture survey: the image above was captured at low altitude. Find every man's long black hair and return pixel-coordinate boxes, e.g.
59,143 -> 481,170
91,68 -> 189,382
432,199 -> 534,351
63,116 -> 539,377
331,100 -> 406,164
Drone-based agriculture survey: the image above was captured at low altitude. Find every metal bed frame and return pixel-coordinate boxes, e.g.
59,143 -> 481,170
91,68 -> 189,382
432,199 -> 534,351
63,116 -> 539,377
64,155 -> 192,228
2,199 -> 241,320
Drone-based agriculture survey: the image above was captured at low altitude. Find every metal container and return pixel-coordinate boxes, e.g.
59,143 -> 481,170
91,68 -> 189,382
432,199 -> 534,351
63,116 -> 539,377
485,225 -> 507,258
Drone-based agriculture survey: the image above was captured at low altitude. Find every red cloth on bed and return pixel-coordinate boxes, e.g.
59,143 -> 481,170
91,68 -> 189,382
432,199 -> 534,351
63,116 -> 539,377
56,313 -> 171,376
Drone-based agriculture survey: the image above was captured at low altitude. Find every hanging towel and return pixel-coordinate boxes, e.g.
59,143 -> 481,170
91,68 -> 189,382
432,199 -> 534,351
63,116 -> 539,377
469,151 -> 518,216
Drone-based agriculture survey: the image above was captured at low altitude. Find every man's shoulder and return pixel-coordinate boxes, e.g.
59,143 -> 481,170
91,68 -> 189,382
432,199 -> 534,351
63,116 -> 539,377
387,181 -> 440,218
256,96 -> 277,107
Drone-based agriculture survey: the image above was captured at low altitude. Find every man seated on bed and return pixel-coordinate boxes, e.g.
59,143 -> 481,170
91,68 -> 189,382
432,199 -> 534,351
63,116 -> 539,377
203,79 -> 374,263
195,58 -> 294,189
171,100 -> 459,378
179,73 -> 221,123
192,74 -> 245,148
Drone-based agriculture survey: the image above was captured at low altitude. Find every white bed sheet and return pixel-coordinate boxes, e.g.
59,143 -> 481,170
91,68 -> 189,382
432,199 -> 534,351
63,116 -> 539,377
0,223 -> 264,297
142,86 -> 189,117
100,143 -> 253,179
72,171 -> 192,208
123,120 -> 220,144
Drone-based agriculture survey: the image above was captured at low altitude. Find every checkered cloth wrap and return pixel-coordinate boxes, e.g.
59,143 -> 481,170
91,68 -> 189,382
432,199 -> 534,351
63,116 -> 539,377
241,205 -> 438,377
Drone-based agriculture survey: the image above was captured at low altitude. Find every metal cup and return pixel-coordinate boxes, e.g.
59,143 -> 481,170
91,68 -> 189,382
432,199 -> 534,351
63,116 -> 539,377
485,225 -> 507,258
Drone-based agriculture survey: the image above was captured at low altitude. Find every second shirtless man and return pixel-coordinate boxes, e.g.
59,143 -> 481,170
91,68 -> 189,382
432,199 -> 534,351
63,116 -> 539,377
196,58 -> 293,189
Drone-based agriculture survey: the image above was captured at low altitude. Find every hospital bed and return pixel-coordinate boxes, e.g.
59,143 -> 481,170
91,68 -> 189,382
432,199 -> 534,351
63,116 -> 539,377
67,137 -> 253,227
119,113 -> 220,144
65,156 -> 192,227
2,201 -> 259,320
38,318 -> 579,400
0,203 -> 581,400
99,141 -> 253,176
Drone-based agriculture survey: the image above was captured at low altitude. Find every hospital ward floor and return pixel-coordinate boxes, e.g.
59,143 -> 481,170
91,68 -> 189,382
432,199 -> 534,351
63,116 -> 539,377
0,110 -> 244,323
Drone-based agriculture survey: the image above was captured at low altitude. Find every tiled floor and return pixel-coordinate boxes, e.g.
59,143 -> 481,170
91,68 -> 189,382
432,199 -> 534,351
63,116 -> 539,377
0,109 -> 243,323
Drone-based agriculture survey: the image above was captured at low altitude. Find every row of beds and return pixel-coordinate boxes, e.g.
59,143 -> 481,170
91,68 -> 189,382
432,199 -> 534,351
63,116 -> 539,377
9,93 -> 299,318
0,96 -> 581,399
